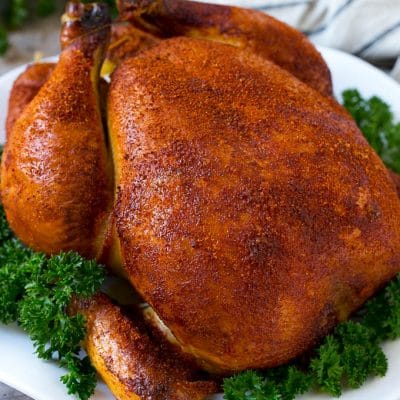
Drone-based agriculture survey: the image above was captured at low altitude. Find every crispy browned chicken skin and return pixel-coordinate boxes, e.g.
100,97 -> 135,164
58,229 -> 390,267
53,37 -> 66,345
2,1 -> 400,398
106,23 -> 160,69
1,2 -> 114,259
6,63 -> 55,139
108,37 -> 400,372
117,0 -> 332,96
72,294 -> 218,400
390,171 -> 400,197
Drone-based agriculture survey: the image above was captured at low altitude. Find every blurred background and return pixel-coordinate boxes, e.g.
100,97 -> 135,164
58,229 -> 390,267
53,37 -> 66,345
0,0 -> 115,73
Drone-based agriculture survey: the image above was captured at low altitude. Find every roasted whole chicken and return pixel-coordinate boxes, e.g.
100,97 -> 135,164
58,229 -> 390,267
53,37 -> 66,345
2,1 -> 400,399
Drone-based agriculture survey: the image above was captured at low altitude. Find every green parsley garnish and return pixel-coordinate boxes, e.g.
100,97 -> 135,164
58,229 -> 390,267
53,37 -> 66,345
0,198 -> 105,399
343,89 -> 400,173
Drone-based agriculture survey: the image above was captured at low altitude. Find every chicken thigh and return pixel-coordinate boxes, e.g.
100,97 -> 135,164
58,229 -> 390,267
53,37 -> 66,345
6,63 -> 55,140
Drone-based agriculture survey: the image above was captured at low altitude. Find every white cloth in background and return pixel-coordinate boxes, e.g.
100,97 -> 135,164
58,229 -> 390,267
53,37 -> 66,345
392,57 -> 400,82
196,0 -> 400,82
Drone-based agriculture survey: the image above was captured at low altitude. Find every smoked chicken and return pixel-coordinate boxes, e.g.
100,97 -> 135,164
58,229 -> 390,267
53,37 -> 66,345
2,0 -> 400,399
104,22 -> 161,75
116,0 -> 333,96
70,293 -> 218,399
6,63 -> 55,140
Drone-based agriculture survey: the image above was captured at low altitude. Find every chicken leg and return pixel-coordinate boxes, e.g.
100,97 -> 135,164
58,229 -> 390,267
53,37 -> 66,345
1,2 -> 113,259
117,0 -> 332,96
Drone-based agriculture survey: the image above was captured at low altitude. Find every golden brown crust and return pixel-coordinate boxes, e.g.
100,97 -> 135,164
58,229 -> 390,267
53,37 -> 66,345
109,37 -> 400,372
0,3 -> 113,259
117,0 -> 332,96
6,63 -> 55,140
389,170 -> 400,197
106,23 -> 160,69
72,293 -> 218,400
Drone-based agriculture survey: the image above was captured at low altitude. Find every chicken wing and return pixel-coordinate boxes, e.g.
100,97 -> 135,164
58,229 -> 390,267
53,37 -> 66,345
104,23 -> 160,75
71,293 -> 218,400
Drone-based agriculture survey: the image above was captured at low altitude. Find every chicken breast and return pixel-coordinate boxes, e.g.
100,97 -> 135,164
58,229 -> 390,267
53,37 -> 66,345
108,37 -> 400,373
117,0 -> 332,96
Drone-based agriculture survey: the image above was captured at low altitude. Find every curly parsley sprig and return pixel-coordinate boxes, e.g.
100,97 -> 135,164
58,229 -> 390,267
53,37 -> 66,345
0,200 -> 105,400
342,89 -> 400,173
